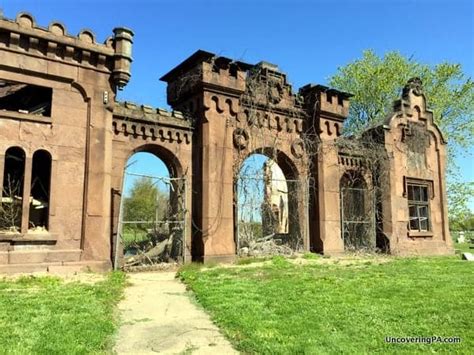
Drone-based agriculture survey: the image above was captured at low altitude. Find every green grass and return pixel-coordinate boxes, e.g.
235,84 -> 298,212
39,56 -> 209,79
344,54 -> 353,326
0,272 -> 126,354
454,242 -> 473,254
179,256 -> 473,354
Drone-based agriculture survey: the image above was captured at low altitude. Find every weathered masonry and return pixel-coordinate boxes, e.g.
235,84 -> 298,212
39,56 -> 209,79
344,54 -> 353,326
0,13 -> 452,273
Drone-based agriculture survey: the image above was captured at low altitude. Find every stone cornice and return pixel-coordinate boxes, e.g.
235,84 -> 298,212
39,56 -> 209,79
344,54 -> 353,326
113,102 -> 193,145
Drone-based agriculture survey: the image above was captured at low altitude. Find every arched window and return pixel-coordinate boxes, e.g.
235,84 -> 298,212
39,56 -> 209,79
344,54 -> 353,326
30,150 -> 52,230
1,147 -> 26,232
340,171 -> 375,250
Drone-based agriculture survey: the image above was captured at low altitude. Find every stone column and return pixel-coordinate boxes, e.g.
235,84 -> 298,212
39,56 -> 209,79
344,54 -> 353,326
82,93 -> 114,265
20,156 -> 33,234
200,93 -> 236,262
317,142 -> 344,254
48,158 -> 58,218
0,153 -> 4,201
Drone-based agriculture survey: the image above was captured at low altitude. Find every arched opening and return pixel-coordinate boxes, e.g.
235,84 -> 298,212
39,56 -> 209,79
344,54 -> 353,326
119,149 -> 185,267
29,150 -> 52,231
1,147 -> 26,233
235,152 -> 305,256
340,171 -> 375,251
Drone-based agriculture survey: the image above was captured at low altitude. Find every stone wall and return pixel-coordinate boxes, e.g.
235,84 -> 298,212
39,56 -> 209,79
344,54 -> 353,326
0,13 -> 453,273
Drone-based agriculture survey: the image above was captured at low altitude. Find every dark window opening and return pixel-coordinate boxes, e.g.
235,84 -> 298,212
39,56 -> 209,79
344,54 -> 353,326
0,79 -> 52,117
407,184 -> 430,232
29,150 -> 52,231
340,172 -> 375,250
1,147 -> 26,232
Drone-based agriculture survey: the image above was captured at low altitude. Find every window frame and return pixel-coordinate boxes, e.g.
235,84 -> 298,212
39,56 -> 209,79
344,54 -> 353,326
0,146 -> 56,241
403,177 -> 434,236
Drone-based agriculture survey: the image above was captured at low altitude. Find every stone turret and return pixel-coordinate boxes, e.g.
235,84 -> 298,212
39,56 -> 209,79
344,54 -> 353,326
299,84 -> 352,139
112,27 -> 134,90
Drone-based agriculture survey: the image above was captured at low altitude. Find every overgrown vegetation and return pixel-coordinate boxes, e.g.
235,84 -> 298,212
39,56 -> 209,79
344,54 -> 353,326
179,256 -> 473,353
0,272 -> 126,354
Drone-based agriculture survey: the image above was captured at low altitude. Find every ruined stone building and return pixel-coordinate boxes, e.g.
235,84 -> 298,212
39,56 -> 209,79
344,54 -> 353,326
0,13 -> 452,272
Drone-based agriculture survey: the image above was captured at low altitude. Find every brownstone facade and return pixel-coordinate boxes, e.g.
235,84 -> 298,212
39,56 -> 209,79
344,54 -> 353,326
0,14 -> 452,273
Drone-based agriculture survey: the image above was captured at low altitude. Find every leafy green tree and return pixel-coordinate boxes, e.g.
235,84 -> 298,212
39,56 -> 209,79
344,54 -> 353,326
450,211 -> 474,231
328,50 -> 474,219
123,177 -> 168,234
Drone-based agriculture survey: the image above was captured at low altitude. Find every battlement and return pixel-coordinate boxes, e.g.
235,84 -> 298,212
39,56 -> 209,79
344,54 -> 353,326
299,84 -> 351,120
114,101 -> 190,125
160,50 -> 253,106
161,50 -> 306,115
0,12 -> 133,89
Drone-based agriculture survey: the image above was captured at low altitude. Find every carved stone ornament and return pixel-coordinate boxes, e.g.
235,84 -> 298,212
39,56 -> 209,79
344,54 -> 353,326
233,128 -> 249,149
403,77 -> 423,98
291,139 -> 305,159
267,81 -> 284,104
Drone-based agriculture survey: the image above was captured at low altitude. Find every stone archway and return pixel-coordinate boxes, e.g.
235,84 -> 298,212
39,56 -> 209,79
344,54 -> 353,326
110,105 -> 193,267
234,147 -> 308,257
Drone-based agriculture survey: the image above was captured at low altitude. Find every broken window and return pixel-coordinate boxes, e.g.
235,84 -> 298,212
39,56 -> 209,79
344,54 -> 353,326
1,147 -> 25,232
407,183 -> 430,232
0,79 -> 52,116
29,150 -> 52,231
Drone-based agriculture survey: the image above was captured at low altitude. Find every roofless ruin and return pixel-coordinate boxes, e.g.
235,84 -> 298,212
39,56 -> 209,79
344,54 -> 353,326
0,13 -> 452,273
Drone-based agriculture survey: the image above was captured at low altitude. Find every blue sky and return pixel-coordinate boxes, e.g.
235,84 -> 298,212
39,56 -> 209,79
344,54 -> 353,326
1,0 -> 472,206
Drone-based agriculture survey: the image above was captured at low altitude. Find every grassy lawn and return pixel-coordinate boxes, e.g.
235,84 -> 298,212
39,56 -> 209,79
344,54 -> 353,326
454,242 -> 473,254
179,256 -> 473,354
0,272 -> 126,354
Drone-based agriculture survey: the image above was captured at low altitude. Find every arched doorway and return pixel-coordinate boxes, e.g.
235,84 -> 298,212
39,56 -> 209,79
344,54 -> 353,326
117,150 -> 186,267
339,171 -> 375,251
234,151 -> 306,256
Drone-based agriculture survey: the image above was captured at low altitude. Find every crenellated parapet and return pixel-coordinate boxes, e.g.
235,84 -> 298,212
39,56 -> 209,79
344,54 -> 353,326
112,101 -> 192,144
299,84 -> 352,139
160,50 -> 251,110
242,61 -> 306,117
0,12 -> 133,90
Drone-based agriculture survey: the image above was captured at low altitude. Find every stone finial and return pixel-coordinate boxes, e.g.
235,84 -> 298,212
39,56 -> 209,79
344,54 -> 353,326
402,77 -> 424,98
393,77 -> 427,114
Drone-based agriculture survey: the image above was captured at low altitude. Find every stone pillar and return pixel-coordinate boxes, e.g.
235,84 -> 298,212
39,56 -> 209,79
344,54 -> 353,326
200,92 -> 236,262
82,92 -> 114,264
49,158 -> 58,218
438,147 -> 451,246
20,156 -> 32,233
183,169 -> 193,263
0,153 -> 4,201
317,142 -> 344,254
299,84 -> 352,255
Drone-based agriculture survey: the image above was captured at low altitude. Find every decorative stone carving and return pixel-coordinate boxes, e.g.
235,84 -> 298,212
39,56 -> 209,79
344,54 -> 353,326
233,128 -> 249,149
267,81 -> 284,104
402,77 -> 423,98
291,139 -> 305,159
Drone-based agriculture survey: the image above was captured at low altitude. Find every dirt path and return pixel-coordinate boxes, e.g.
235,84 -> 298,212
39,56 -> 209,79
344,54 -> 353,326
113,272 -> 238,354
